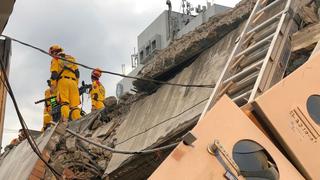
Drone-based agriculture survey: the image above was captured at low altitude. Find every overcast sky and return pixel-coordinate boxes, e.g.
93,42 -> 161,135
1,0 -> 241,148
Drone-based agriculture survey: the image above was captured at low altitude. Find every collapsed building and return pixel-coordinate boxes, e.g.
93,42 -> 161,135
0,0 -> 320,179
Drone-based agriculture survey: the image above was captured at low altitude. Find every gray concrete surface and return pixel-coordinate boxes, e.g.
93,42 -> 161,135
106,24 -> 244,175
0,128 -> 55,180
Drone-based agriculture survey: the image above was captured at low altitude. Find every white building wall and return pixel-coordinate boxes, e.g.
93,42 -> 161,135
177,4 -> 231,38
177,13 -> 203,38
117,4 -> 230,98
116,65 -> 143,97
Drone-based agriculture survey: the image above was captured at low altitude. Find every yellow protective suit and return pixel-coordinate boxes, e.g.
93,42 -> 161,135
90,80 -> 105,110
51,55 -> 81,121
50,55 -> 63,94
42,88 -> 53,131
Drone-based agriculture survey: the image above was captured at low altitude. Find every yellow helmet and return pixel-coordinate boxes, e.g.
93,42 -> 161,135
49,44 -> 63,55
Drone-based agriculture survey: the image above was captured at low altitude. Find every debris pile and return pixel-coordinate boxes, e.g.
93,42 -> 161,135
1,0 -> 320,179
44,93 -> 146,179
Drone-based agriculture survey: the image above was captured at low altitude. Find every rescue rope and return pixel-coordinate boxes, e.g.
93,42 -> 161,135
1,35 -> 215,89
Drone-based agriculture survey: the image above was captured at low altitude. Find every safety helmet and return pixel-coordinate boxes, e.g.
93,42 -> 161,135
92,68 -> 102,79
49,44 -> 63,54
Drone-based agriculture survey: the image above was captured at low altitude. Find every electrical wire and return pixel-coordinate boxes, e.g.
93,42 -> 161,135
65,126 -> 179,155
0,59 -> 62,178
1,35 -> 215,89
0,63 -> 183,160
0,35 -> 207,163
51,99 -> 208,154
115,97 -> 208,145
0,70 -> 41,154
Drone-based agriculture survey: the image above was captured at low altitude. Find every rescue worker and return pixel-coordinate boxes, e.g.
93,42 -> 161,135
49,45 -> 81,122
42,80 -> 54,132
90,68 -> 105,111
48,45 -> 64,94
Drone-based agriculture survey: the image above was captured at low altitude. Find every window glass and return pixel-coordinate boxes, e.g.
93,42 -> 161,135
139,51 -> 144,60
146,46 -> 151,56
152,40 -> 156,50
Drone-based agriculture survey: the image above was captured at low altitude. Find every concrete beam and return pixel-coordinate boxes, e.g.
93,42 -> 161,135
291,23 -> 320,52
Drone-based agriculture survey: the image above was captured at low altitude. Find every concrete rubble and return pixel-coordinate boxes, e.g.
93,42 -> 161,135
42,94 -> 144,179
39,1 -> 257,177
0,0 -> 319,179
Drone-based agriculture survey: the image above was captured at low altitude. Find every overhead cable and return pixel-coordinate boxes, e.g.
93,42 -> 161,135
1,35 -> 215,89
115,97 -> 208,145
0,59 -> 62,177
50,122 -> 179,155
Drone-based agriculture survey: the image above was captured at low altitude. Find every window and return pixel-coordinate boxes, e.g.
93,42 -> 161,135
152,40 -> 157,50
307,95 -> 320,125
233,140 -> 279,180
139,50 -> 144,61
146,46 -> 151,56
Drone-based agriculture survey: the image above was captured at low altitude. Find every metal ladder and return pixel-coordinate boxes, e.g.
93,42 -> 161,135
200,0 -> 299,120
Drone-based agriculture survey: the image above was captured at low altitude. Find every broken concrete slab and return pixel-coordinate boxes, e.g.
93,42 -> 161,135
0,128 -> 55,180
133,0 -> 256,92
292,22 -> 320,52
68,110 -> 102,133
105,22 -> 244,178
92,121 -> 115,139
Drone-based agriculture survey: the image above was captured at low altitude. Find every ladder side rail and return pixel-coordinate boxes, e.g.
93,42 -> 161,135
260,2 -> 300,92
199,0 -> 263,121
248,0 -> 292,102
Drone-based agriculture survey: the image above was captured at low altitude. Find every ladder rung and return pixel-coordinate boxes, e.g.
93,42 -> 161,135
256,0 -> 282,16
223,59 -> 264,84
218,81 -> 235,98
252,11 -> 265,25
254,24 -> 278,43
231,55 -> 246,70
236,33 -> 274,58
242,32 -> 256,48
260,0 -> 269,6
228,73 -> 258,95
232,90 -> 252,103
246,10 -> 283,35
240,48 -> 268,68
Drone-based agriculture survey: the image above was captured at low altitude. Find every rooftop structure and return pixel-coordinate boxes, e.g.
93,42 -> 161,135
116,3 -> 231,97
